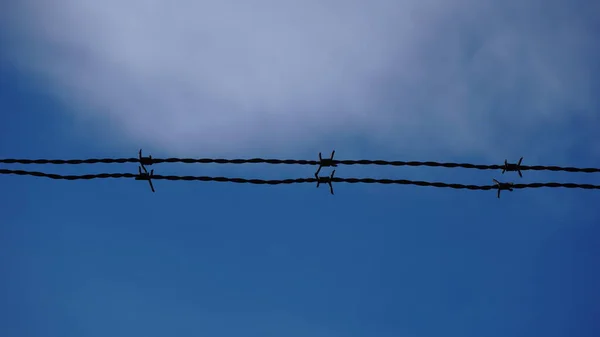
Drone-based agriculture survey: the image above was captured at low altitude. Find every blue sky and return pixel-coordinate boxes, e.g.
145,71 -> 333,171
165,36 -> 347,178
1,1 -> 600,336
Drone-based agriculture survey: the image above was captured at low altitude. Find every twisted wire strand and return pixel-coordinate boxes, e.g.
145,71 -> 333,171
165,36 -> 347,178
0,158 -> 317,165
2,169 -> 599,190
1,157 -> 598,173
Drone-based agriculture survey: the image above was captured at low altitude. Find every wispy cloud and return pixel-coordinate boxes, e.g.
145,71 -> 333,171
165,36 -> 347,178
3,0 -> 598,157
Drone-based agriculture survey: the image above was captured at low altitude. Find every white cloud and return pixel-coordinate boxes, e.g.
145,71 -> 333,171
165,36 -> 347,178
3,0 -> 598,157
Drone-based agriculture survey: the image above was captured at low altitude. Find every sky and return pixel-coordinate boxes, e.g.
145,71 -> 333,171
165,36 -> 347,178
0,0 -> 599,336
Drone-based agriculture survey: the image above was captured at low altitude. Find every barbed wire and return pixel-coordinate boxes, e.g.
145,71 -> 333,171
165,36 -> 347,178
2,150 -> 598,197
1,151 -> 598,173
2,169 -> 599,195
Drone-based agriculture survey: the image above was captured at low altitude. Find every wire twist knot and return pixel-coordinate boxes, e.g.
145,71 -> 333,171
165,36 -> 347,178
139,149 -> 154,167
315,150 -> 337,176
137,149 -> 156,192
135,165 -> 155,192
502,157 -> 523,177
315,169 -> 336,195
493,179 -> 514,198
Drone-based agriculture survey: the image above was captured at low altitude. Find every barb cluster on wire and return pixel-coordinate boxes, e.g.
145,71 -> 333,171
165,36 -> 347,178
1,149 -> 599,198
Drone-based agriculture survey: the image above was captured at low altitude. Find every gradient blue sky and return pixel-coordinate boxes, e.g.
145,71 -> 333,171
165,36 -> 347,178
1,1 -> 600,337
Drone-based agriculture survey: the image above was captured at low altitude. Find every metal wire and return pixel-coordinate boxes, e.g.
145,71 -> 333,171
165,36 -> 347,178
1,157 -> 598,173
2,169 -> 599,190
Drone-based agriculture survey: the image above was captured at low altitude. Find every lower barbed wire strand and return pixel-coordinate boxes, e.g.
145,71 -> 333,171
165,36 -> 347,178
2,169 -> 600,190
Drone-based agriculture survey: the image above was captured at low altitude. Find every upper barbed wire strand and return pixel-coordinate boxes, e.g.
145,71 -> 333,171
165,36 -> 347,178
1,157 -> 599,173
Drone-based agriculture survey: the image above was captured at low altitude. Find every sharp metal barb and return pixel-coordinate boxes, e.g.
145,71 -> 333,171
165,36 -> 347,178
135,165 -> 155,192
493,179 -> 515,199
315,169 -> 336,195
502,157 -> 524,178
139,149 -> 154,168
315,150 -> 337,176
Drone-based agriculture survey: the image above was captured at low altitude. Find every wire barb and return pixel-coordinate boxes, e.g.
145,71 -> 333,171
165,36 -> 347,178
493,179 -> 514,199
139,149 -> 154,168
135,165 -> 155,192
315,169 -> 336,195
502,157 -> 523,177
315,150 -> 337,176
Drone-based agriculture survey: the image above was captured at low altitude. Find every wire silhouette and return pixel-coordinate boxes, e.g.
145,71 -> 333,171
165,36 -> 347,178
2,169 -> 599,191
1,154 -> 598,173
3,150 -> 599,197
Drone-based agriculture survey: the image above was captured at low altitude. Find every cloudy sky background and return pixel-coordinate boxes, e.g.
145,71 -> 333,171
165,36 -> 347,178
1,0 -> 599,336
2,0 -> 599,157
